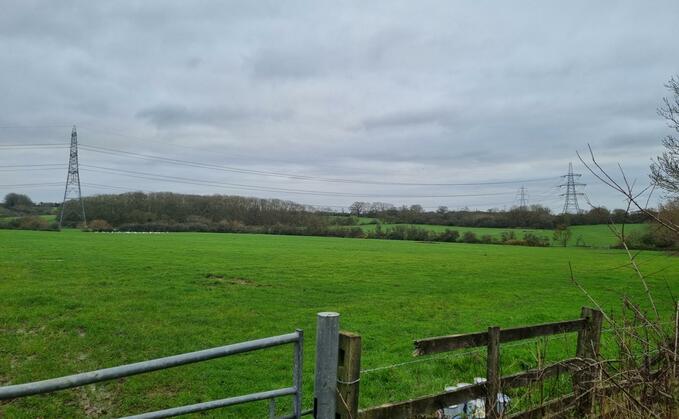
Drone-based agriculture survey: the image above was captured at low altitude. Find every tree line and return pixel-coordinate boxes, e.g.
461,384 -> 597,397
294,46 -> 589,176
1,191 -> 651,232
2,191 -> 673,249
345,202 -> 650,229
63,192 -> 327,228
0,193 -> 58,217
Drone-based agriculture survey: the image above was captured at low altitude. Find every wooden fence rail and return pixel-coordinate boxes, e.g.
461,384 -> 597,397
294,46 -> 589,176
337,306 -> 603,419
413,318 -> 587,356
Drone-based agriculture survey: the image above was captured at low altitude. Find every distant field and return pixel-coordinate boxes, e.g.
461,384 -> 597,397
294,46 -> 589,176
355,223 -> 648,247
1,229 -> 676,417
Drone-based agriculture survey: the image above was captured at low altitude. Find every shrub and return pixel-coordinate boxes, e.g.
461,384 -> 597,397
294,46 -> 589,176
344,227 -> 366,238
480,234 -> 494,244
438,229 -> 460,242
552,224 -> 572,247
523,233 -> 550,247
215,220 -> 246,233
186,215 -> 212,225
575,235 -> 588,247
614,227 -> 675,250
88,219 -> 113,232
17,216 -> 49,230
0,216 -> 56,231
382,225 -> 430,241
385,225 -> 408,240
372,223 -> 383,238
461,231 -> 478,243
406,227 -> 431,241
500,231 -> 516,242
331,216 -> 358,226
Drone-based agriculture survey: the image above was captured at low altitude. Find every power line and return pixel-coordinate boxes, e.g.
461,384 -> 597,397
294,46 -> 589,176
0,182 -> 64,188
0,164 -> 66,172
81,182 -> 151,193
79,126 -> 564,183
0,144 -> 68,148
0,168 -> 65,172
0,138 -> 561,188
0,125 -> 72,129
79,164 -> 521,199
0,164 -> 65,168
78,125 -> 349,170
77,143 -> 561,187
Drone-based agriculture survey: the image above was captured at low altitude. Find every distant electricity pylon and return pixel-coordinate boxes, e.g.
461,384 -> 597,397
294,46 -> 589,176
560,162 -> 585,214
516,186 -> 528,210
58,125 -> 86,228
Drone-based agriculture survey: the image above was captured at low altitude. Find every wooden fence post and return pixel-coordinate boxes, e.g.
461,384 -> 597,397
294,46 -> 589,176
486,326 -> 501,419
337,331 -> 361,419
574,306 -> 603,416
674,301 -> 678,379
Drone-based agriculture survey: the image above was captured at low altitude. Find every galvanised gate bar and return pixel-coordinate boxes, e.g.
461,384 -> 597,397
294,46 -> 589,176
0,330 -> 305,419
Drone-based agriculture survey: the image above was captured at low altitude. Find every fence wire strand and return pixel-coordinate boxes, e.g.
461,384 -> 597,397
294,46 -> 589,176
360,335 -> 565,375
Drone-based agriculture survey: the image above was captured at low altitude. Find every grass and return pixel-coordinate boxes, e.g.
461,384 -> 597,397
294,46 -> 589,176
355,223 -> 648,248
0,229 -> 676,417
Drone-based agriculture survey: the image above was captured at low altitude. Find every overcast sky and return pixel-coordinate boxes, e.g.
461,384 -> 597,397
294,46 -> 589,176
1,1 -> 678,212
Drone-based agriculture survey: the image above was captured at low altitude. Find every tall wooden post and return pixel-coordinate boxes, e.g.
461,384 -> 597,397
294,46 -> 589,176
486,326 -> 501,419
574,306 -> 603,416
337,331 -> 361,419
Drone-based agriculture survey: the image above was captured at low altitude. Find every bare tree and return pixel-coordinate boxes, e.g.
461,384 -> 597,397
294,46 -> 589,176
569,79 -> 679,415
651,75 -> 679,195
368,201 -> 394,213
578,145 -> 679,235
349,201 -> 368,216
552,224 -> 572,247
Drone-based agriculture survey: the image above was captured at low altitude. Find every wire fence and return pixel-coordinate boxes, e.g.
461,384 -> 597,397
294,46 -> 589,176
359,320 -> 676,376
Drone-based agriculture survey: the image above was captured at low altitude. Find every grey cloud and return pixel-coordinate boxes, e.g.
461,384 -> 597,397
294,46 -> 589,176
249,48 -> 327,81
603,132 -> 664,149
136,105 -> 294,129
359,108 -> 457,130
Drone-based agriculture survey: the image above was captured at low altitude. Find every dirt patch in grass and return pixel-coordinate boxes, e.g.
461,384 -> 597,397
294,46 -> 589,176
7,326 -> 45,336
202,274 -> 270,287
76,384 -> 117,417
228,277 -> 255,285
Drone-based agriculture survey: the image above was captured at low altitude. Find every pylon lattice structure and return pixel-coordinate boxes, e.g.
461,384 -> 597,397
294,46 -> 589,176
559,162 -> 585,214
59,125 -> 86,228
516,186 -> 528,210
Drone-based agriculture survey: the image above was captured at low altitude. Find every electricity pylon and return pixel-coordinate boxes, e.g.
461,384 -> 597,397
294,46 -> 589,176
516,186 -> 528,210
58,125 -> 86,228
560,162 -> 585,214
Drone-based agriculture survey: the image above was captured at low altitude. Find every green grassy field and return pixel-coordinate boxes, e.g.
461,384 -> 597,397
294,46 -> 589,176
356,223 -> 647,248
0,229 -> 676,417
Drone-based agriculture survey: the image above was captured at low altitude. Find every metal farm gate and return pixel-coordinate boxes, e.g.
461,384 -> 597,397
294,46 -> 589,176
0,330 -> 305,418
